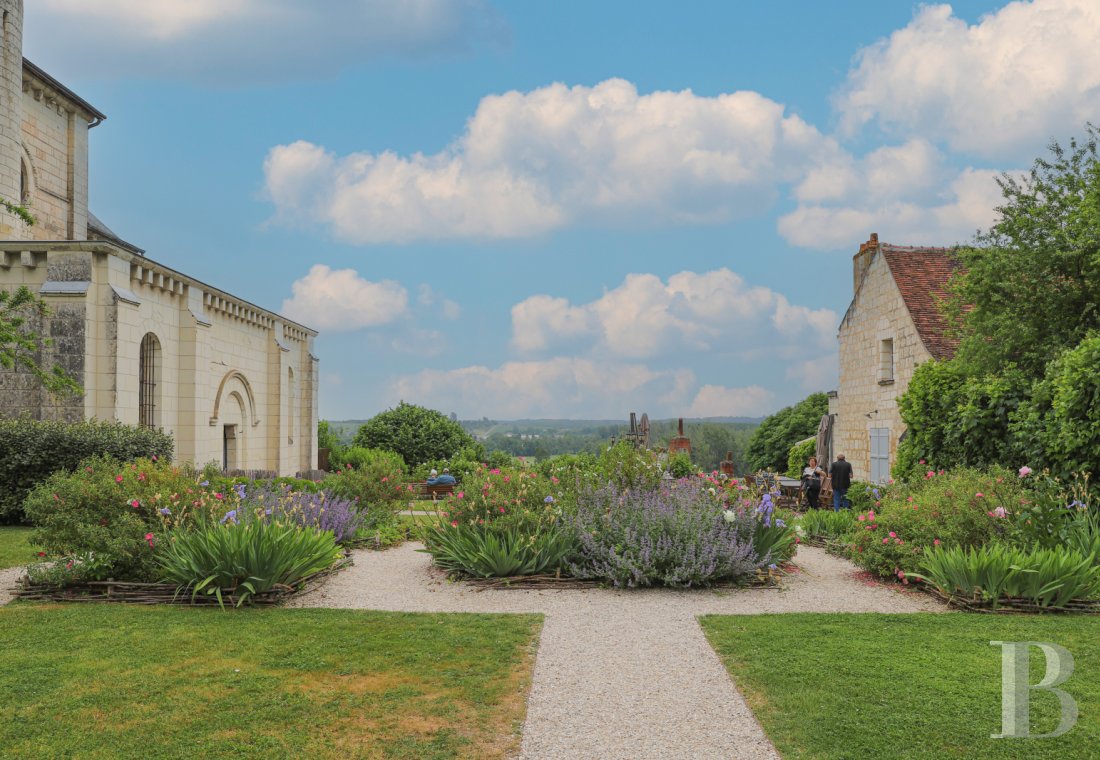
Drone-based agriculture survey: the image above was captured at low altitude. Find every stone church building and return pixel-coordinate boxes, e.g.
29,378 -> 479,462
830,233 -> 959,482
0,0 -> 319,475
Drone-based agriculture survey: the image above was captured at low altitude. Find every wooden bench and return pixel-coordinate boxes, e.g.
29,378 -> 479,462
411,482 -> 455,501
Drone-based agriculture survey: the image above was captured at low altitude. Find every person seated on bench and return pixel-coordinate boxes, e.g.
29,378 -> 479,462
427,468 -> 456,486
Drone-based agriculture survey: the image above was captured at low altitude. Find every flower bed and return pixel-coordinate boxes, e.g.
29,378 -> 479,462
19,456 -> 376,606
420,452 -> 796,588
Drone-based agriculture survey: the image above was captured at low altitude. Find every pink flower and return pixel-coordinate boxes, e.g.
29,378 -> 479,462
975,492 -> 984,498
882,537 -> 889,544
450,521 -> 458,527
66,561 -> 74,570
381,476 -> 389,483
895,539 -> 902,544
503,476 -> 511,483
151,455 -> 158,462
456,491 -> 464,499
919,459 -> 926,465
499,507 -> 505,513
214,492 -> 224,500
551,476 -> 560,484
131,499 -> 140,509
933,539 -> 941,546
115,475 -> 124,483
857,515 -> 865,522
888,531 -> 897,538
925,471 -> 935,479
1018,466 -> 1033,478
144,532 -> 155,547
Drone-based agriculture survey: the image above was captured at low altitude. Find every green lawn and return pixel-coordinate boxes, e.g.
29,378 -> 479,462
0,526 -> 34,570
701,613 -> 1099,759
0,605 -> 541,759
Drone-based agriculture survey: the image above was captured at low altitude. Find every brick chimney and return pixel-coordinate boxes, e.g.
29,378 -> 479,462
853,232 -> 879,294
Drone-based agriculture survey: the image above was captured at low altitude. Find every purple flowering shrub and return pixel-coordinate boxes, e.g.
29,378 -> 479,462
235,484 -> 363,544
567,481 -> 763,587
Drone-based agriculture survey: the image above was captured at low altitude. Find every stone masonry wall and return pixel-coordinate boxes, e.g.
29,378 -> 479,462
834,249 -> 932,481
0,0 -> 24,237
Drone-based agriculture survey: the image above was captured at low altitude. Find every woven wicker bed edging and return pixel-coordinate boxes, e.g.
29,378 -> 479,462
9,554 -> 352,606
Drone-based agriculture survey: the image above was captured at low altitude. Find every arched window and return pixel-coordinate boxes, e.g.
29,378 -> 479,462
139,333 -> 161,428
19,158 -> 29,205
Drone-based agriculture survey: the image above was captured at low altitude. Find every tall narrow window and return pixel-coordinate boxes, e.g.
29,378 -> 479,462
879,338 -> 894,383
138,333 -> 160,428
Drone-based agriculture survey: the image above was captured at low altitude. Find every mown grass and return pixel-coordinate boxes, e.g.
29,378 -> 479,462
701,613 -> 1099,759
0,605 -> 541,759
0,526 -> 34,570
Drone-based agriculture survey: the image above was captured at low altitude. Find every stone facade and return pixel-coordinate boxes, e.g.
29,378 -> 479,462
833,234 -> 957,483
0,0 -> 319,475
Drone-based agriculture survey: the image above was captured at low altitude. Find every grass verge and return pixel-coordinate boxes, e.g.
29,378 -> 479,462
701,613 -> 1098,759
0,605 -> 541,759
0,526 -> 34,570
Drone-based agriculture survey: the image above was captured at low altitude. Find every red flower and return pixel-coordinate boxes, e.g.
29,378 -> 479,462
115,475 -> 124,483
131,499 -> 140,509
36,551 -> 46,557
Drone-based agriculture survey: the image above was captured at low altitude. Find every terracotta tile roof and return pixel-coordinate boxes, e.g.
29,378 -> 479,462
881,244 -> 962,360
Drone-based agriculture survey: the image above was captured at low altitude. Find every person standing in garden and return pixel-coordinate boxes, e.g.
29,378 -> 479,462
802,456 -> 825,509
829,454 -> 853,511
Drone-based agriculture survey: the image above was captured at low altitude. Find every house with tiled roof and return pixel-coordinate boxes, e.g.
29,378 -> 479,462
829,233 -> 961,482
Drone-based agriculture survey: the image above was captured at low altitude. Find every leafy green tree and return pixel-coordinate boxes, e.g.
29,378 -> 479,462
745,392 -> 827,473
354,402 -> 477,467
949,126 -> 1100,376
317,420 -> 342,453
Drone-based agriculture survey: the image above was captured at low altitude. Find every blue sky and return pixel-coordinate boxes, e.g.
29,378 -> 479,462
23,1 -> 1100,419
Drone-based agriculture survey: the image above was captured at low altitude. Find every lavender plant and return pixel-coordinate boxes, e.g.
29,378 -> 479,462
235,484 -> 363,544
567,481 -> 763,587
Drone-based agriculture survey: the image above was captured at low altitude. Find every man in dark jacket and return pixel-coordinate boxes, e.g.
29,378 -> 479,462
829,454 -> 854,511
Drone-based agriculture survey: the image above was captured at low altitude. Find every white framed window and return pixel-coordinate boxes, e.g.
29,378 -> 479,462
870,427 -> 890,483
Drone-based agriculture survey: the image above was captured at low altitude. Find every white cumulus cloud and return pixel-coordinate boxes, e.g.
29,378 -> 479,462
779,139 -> 1010,250
26,0 -> 504,84
391,358 -> 696,419
281,264 -> 408,331
836,0 -> 1100,158
264,78 -> 839,244
687,385 -> 775,418
511,269 -> 837,357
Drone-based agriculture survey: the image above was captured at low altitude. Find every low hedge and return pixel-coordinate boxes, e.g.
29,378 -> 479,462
0,418 -> 173,523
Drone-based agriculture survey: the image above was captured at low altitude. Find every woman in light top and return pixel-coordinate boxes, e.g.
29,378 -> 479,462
802,456 -> 826,509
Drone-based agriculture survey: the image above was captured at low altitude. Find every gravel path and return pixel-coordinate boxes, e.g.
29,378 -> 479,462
0,567 -> 23,606
290,543 -> 943,759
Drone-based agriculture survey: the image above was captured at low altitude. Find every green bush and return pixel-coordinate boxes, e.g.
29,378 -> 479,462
786,438 -> 816,478
353,402 -> 478,467
23,456 -> 208,582
667,452 -> 695,479
0,418 -> 173,523
847,468 -> 1020,579
333,446 -> 406,473
324,450 -> 408,520
597,442 -> 663,491
1026,334 -> 1100,479
846,480 -> 887,514
157,520 -> 342,607
916,544 -> 1100,607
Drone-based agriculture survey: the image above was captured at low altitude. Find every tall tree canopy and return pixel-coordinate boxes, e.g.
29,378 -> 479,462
745,392 -> 827,473
949,125 -> 1100,376
354,402 -> 477,467
898,126 -> 1100,479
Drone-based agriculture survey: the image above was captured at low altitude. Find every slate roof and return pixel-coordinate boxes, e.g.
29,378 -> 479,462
88,211 -> 145,254
880,244 -> 961,360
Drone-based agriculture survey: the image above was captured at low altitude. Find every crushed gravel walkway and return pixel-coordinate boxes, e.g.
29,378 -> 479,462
290,543 -> 943,759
